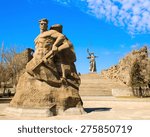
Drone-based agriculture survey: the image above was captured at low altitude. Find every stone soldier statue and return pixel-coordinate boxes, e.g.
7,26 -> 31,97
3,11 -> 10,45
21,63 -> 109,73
26,19 -> 80,88
25,18 -> 64,86
87,49 -> 97,72
9,18 -> 84,116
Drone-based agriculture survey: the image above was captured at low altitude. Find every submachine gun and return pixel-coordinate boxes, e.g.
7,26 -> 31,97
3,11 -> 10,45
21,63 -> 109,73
26,50 -> 54,75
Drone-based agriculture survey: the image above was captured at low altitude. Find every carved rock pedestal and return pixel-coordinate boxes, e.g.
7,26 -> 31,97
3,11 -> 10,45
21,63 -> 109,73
6,72 -> 85,117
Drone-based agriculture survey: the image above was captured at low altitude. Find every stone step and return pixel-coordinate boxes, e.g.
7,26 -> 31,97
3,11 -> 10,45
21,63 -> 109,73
80,83 -> 122,87
81,79 -> 120,84
79,89 -> 112,96
80,73 -> 101,79
80,81 -> 113,84
79,91 -> 112,96
79,73 -> 126,96
79,89 -> 112,93
79,88 -> 111,91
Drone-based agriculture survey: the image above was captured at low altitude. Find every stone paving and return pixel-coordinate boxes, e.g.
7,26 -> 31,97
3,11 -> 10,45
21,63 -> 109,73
0,96 -> 150,120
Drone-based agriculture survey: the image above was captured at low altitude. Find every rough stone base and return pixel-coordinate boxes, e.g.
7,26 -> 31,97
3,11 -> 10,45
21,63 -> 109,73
4,107 -> 54,117
112,88 -> 134,97
4,106 -> 86,117
57,107 -> 86,115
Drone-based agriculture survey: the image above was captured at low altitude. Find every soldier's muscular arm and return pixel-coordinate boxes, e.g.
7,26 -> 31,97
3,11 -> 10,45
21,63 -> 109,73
40,30 -> 65,47
52,32 -> 65,48
57,42 -> 71,52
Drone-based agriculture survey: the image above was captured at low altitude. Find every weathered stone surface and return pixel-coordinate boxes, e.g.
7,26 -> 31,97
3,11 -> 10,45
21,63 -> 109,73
10,72 -> 57,108
100,46 -> 149,86
100,46 -> 150,97
10,72 -> 84,116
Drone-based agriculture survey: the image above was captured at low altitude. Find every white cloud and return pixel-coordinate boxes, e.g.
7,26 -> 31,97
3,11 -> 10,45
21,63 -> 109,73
55,0 -> 71,5
52,0 -> 150,34
131,43 -> 140,49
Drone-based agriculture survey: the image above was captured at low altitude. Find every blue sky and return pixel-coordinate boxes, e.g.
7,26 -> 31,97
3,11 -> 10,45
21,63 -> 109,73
0,0 -> 150,73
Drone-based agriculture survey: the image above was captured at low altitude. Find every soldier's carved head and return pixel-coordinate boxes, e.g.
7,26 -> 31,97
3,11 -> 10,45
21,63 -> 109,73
39,18 -> 48,33
50,24 -> 63,33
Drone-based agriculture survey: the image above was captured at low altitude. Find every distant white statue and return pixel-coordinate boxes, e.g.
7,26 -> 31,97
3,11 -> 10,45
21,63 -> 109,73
87,49 -> 97,72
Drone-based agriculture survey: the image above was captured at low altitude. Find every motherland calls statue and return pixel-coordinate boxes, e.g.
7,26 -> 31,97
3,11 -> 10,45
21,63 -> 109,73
8,18 -> 85,116
87,49 -> 97,72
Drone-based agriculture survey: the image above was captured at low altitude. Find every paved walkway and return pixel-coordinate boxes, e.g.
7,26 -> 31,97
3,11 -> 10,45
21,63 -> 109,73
0,96 -> 150,120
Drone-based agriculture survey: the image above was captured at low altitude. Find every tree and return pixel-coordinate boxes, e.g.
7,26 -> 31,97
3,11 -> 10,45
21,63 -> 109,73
0,43 -> 33,87
130,60 -> 145,87
0,43 -> 23,87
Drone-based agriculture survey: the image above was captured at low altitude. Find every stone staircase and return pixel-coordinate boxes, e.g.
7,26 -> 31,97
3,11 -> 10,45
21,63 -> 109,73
79,73 -> 127,96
